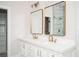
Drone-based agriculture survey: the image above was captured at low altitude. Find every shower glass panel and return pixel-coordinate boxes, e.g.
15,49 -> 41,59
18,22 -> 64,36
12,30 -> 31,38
0,9 -> 7,57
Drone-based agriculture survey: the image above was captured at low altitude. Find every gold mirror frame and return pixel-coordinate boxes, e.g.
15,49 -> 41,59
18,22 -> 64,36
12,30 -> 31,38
30,9 -> 43,39
44,1 -> 66,42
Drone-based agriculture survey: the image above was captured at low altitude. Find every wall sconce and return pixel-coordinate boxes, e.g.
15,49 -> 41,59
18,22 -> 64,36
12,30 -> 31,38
31,2 -> 39,8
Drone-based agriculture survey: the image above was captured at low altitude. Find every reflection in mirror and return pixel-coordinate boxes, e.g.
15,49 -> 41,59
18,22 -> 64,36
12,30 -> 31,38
31,9 -> 43,34
44,1 -> 65,36
31,9 -> 43,39
45,6 -> 53,35
53,2 -> 65,36
45,17 -> 50,34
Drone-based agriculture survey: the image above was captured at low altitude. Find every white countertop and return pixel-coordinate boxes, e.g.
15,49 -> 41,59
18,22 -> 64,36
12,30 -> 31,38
18,38 -> 76,53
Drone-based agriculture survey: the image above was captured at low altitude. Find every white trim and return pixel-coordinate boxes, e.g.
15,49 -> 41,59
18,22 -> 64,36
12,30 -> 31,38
0,5 -> 11,57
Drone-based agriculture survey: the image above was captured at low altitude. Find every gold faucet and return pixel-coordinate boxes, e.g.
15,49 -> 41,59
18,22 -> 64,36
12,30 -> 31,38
49,35 -> 57,43
33,34 -> 38,39
49,35 -> 53,42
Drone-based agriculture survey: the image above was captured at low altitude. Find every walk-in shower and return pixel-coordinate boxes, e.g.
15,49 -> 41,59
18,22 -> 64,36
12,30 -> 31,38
0,9 -> 7,57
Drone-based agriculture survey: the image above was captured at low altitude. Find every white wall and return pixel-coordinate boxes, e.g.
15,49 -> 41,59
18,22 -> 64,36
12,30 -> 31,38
75,2 -> 79,57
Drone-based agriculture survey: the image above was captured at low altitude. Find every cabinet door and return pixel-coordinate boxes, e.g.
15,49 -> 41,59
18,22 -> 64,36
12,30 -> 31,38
30,45 -> 36,57
63,48 -> 76,57
46,50 -> 63,57
25,44 -> 36,57
24,43 -> 28,57
16,40 -> 23,56
40,48 -> 48,57
36,47 -> 42,57
26,44 -> 31,57
20,42 -> 25,57
35,47 -> 48,57
37,48 -> 55,57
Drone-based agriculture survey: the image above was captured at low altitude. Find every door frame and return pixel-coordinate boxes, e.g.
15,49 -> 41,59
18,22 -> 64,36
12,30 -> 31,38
0,5 -> 11,57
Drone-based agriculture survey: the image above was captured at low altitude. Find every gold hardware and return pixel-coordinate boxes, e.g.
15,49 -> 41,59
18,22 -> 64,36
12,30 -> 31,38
33,34 -> 38,39
49,35 -> 53,42
49,35 -> 57,43
31,2 -> 39,8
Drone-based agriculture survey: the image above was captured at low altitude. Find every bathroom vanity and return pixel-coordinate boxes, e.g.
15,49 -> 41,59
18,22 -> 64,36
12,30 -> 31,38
16,38 -> 76,57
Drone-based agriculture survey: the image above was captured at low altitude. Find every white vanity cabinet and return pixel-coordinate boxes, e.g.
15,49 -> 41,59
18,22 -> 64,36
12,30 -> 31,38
17,39 -> 76,57
19,42 -> 37,57
18,41 -> 25,57
44,50 -> 62,57
35,48 -> 62,57
19,42 -> 35,57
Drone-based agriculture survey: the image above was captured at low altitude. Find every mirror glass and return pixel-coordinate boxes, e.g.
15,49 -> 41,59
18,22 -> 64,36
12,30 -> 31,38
45,6 -> 53,35
31,9 -> 43,34
53,2 -> 65,36
45,1 -> 65,36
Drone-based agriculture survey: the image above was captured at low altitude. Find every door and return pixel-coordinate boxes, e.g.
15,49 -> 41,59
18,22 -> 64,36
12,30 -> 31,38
0,9 -> 7,57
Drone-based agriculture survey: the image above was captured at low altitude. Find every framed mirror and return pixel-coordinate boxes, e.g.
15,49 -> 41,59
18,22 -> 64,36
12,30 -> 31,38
44,1 -> 66,36
30,9 -> 43,35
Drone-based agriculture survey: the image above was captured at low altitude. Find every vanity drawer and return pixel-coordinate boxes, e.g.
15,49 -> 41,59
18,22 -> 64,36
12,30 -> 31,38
44,49 -> 63,57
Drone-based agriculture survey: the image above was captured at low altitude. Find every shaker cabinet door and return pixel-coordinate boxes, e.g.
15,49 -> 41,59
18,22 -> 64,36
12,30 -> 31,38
35,47 -> 42,57
20,42 -> 25,57
45,50 -> 63,57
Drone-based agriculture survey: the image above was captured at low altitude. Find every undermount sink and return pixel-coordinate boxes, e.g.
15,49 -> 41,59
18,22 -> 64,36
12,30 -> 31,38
30,38 -> 76,53
46,39 -> 75,53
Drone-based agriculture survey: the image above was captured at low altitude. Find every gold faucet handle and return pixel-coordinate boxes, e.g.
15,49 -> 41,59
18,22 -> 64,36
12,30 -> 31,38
33,34 -> 38,39
49,35 -> 57,43
49,35 -> 53,42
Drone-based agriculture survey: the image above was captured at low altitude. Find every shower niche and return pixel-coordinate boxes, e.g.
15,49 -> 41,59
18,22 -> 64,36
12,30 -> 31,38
44,1 -> 66,36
